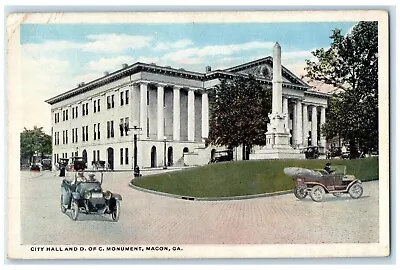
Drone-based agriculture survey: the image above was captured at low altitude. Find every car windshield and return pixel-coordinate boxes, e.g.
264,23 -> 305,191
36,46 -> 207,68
330,165 -> 346,175
77,182 -> 102,190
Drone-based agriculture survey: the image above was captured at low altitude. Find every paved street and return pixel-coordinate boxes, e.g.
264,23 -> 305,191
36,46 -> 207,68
20,170 -> 379,245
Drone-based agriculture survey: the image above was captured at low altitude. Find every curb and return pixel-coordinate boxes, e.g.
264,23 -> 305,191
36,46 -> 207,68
129,179 -> 378,202
129,182 -> 293,201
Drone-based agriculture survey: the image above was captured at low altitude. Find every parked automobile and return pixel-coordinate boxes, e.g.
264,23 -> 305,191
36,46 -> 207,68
303,146 -> 320,159
30,163 -> 42,171
209,150 -> 234,163
41,158 -> 52,171
60,160 -> 122,221
284,165 -> 363,202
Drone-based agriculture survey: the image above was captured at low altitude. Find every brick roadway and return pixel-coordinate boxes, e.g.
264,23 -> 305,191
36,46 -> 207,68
20,171 -> 379,245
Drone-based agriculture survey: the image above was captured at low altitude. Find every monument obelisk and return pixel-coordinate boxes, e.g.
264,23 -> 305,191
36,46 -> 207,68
250,42 -> 304,159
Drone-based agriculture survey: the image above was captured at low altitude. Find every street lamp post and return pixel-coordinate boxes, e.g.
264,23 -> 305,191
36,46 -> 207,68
127,125 -> 142,176
163,136 -> 167,169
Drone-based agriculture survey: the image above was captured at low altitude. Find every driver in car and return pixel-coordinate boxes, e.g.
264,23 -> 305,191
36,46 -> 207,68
74,169 -> 87,183
324,163 -> 335,174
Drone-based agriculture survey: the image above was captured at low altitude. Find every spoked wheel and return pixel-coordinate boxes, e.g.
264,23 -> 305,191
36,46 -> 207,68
60,194 -> 67,213
71,200 -> 79,221
293,186 -> 308,200
111,200 -> 120,222
310,185 -> 325,202
349,183 -> 363,199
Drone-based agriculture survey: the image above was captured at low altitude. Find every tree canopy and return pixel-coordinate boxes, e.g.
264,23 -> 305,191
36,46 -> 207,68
305,21 -> 378,157
208,75 -> 272,159
20,126 -> 52,162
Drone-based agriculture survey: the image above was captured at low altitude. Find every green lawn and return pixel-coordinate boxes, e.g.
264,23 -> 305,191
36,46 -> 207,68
131,157 -> 379,198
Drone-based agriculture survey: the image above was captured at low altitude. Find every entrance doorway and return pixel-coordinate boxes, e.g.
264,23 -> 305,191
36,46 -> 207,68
151,146 -> 157,168
107,147 -> 114,170
167,146 -> 173,166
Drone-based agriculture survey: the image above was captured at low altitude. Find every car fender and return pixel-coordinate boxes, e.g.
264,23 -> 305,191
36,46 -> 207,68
346,179 -> 362,192
72,192 -> 81,200
112,193 -> 122,201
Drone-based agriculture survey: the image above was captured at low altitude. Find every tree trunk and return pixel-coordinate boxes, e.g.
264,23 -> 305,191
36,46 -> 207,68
349,138 -> 357,159
242,143 -> 246,160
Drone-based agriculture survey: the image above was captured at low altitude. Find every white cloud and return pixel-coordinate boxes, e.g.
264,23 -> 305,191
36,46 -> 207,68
22,34 -> 153,56
21,57 -> 72,134
84,55 -> 135,72
153,39 -> 193,51
162,41 -> 275,66
82,34 -> 153,53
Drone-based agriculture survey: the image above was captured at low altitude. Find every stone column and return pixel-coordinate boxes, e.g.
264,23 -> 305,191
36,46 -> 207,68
272,42 -> 283,115
282,97 -> 289,130
140,82 -> 148,139
320,106 -> 326,148
311,105 -> 318,146
302,104 -> 309,146
157,84 -> 165,140
292,101 -> 297,146
173,86 -> 181,141
201,90 -> 209,140
187,88 -> 195,142
296,99 -> 303,147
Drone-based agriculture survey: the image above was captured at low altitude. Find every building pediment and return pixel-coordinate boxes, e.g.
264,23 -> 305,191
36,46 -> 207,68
225,57 -> 309,87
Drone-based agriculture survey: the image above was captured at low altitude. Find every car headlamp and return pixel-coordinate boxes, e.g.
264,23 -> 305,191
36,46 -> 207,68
83,190 -> 91,199
103,190 -> 112,200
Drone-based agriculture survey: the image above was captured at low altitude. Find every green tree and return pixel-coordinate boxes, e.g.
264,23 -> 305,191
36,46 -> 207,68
20,126 -> 52,163
209,75 -> 272,159
305,21 -> 378,158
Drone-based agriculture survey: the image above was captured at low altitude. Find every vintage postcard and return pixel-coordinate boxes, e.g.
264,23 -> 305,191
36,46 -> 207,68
6,10 -> 390,259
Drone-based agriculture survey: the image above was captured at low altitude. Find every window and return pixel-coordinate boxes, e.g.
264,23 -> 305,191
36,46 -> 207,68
75,106 -> 78,118
93,150 -> 96,163
147,117 -> 149,137
85,103 -> 88,116
94,124 -> 97,140
107,96 -> 111,109
125,90 -> 129,105
107,121 -> 110,138
62,111 -> 65,121
85,126 -> 88,141
94,100 -> 97,113
111,95 -> 115,108
111,120 -> 114,137
120,92 -> 124,106
125,148 -> 129,165
120,118 -> 124,136
65,130 -> 68,144
72,108 -> 74,119
72,128 -> 75,143
97,123 -> 100,139
75,128 -> 78,143
97,150 -> 100,161
125,117 -> 129,136
97,99 -> 100,112
147,91 -> 150,106
66,110 -> 68,121
120,148 -> 123,165
82,127 -> 85,142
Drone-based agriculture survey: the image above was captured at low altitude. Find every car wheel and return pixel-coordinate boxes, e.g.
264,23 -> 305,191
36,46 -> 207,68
71,200 -> 79,221
349,183 -> 363,199
60,194 -> 67,213
310,185 -> 325,202
293,186 -> 308,199
111,200 -> 120,222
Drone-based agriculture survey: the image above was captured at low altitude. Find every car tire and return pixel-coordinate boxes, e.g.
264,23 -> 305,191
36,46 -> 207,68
111,200 -> 120,222
310,185 -> 325,202
349,183 -> 363,199
71,200 -> 79,221
60,194 -> 67,213
293,186 -> 308,199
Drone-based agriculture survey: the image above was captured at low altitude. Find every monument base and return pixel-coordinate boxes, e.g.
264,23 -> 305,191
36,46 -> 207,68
249,147 -> 305,160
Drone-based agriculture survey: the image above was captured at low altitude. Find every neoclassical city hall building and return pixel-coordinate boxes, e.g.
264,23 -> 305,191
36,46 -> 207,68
46,49 -> 330,170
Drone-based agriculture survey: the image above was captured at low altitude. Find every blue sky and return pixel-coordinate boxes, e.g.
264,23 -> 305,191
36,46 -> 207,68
20,22 -> 356,133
